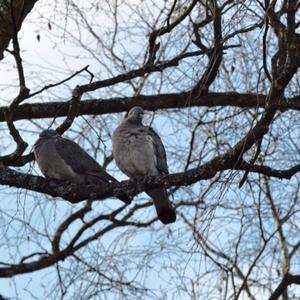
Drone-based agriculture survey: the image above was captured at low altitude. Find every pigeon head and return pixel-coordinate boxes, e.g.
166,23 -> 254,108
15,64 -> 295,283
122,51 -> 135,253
39,129 -> 60,139
126,106 -> 144,124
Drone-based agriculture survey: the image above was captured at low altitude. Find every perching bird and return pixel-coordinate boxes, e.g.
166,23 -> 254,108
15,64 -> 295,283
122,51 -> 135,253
33,129 -> 131,204
112,106 -> 176,224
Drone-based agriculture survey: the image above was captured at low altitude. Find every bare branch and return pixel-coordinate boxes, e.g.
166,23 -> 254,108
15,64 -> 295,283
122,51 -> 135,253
268,273 -> 300,300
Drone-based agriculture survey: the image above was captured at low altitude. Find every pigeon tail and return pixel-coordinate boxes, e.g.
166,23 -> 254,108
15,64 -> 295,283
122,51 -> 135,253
146,189 -> 176,224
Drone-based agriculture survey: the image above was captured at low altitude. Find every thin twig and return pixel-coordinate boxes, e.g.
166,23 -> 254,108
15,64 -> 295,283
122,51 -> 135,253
28,65 -> 92,98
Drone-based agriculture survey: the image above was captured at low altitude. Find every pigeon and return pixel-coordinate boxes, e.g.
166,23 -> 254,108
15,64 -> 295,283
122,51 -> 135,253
112,106 -> 176,224
33,129 -> 131,204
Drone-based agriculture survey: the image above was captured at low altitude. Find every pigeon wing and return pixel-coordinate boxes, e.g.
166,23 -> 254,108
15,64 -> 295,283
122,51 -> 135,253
147,126 -> 169,175
54,137 -> 115,182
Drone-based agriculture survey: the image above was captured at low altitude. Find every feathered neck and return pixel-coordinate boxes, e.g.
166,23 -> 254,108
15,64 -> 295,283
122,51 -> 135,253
124,118 -> 143,126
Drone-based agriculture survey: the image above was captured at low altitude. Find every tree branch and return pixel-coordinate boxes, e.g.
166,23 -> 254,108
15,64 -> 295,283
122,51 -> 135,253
0,0 -> 39,60
1,91 -> 300,124
268,273 -> 300,300
2,144 -> 300,205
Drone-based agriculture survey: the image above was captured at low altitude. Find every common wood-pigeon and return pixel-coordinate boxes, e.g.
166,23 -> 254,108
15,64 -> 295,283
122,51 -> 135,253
34,129 -> 131,204
112,107 -> 176,224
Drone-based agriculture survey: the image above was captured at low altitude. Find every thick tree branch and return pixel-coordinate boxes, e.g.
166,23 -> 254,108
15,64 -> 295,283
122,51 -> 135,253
1,92 -> 300,124
0,163 -> 220,203
2,147 -> 300,205
0,0 -> 39,60
268,273 -> 300,300
236,161 -> 300,180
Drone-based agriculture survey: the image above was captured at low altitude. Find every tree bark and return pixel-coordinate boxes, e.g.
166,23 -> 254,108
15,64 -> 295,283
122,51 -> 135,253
0,0 -> 38,60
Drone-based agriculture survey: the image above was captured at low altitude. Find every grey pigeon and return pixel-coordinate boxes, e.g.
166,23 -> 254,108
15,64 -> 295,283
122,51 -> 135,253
33,129 -> 131,204
112,107 -> 176,224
